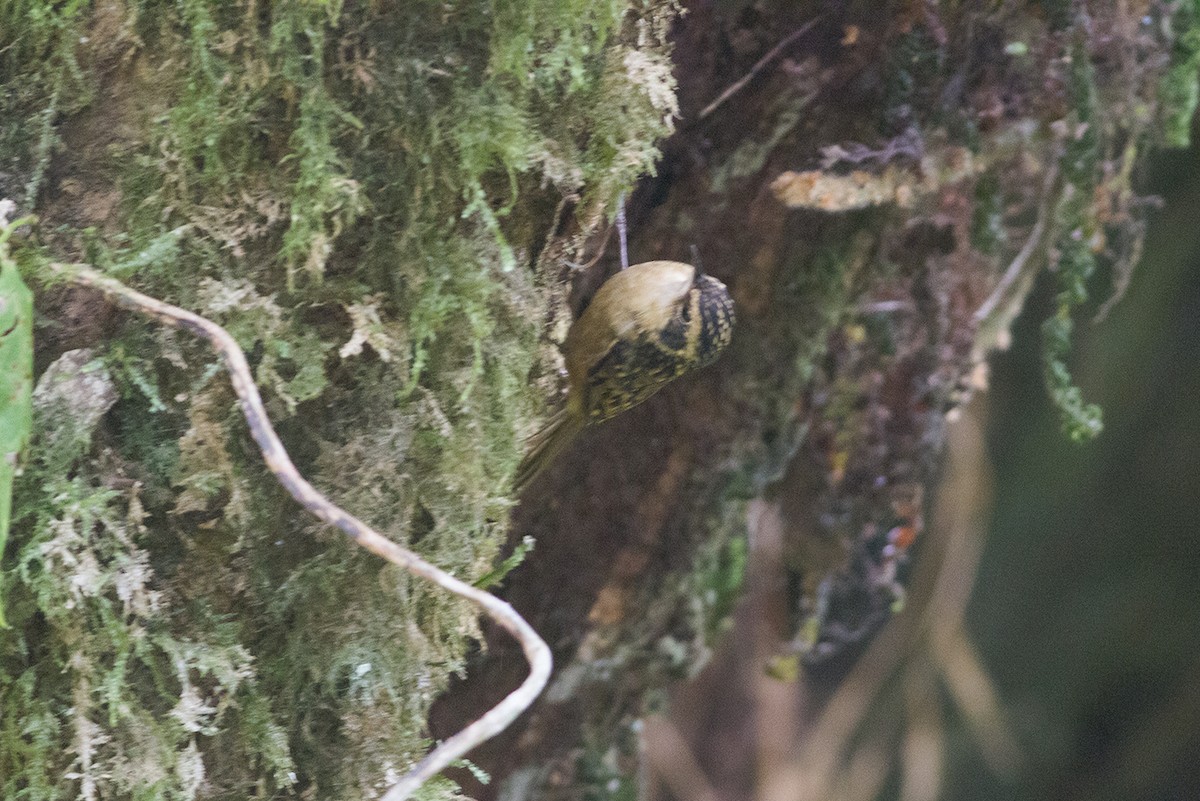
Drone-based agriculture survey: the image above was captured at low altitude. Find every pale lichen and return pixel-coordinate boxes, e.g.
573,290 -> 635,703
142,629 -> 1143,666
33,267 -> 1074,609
2,1 -> 690,797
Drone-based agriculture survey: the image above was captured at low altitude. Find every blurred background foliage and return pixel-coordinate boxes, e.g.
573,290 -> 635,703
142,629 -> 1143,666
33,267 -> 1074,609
648,114 -> 1200,801
957,127 -> 1200,801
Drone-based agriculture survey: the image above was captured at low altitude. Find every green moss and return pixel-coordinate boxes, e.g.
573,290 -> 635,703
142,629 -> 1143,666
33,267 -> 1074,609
711,90 -> 810,192
0,0 -> 91,206
1042,35 -> 1104,443
1159,1 -> 1200,148
1,354 -> 277,801
970,173 -> 1007,256
270,3 -> 367,288
684,505 -> 749,642
882,23 -> 945,129
2,0 -> 684,797
746,228 -> 873,485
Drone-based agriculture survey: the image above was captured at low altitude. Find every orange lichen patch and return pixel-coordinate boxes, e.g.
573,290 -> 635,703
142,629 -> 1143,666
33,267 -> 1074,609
889,524 -> 918,551
772,145 -> 984,213
770,167 -> 910,211
588,585 -> 629,627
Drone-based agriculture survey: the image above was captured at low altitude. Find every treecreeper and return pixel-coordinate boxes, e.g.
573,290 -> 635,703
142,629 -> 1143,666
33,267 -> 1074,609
514,260 -> 736,491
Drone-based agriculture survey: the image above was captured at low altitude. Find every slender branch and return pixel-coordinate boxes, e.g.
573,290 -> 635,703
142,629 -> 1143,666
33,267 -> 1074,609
616,192 -> 629,271
696,17 -> 822,121
642,716 -> 722,801
50,262 -> 553,801
971,162 -> 1061,354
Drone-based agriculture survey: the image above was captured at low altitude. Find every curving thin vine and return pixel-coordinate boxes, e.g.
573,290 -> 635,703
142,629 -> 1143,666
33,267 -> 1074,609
46,258 -> 553,801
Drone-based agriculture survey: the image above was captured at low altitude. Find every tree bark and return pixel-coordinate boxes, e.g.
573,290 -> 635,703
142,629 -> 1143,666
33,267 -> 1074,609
431,2 -> 1200,799
1,1 -> 1195,800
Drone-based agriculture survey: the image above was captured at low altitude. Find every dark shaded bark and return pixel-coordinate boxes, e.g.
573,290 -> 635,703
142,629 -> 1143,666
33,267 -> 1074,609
431,2 -> 1195,799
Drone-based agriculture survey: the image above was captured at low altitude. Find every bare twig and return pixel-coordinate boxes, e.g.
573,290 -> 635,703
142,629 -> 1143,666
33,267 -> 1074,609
616,192 -> 629,271
899,665 -> 945,801
697,17 -> 822,121
50,262 -> 553,801
971,162 -> 1061,358
931,628 -> 1020,775
642,716 -> 723,801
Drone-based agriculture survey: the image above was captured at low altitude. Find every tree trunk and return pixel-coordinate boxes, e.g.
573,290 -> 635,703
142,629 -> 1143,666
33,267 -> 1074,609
431,2 -> 1200,799
1,1 -> 1195,800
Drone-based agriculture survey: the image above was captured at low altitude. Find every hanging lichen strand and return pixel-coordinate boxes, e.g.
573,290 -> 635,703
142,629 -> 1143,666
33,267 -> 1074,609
0,1 -> 681,799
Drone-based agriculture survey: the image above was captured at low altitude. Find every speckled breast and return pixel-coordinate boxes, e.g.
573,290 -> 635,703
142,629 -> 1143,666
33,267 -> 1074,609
583,274 -> 735,423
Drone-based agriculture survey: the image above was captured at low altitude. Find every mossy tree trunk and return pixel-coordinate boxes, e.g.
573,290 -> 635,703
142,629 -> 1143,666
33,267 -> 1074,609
430,2 -> 1200,800
0,1 -> 1195,801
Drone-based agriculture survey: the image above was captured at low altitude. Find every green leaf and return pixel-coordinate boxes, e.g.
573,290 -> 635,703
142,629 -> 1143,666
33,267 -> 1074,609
473,535 -> 535,589
0,217 -> 34,628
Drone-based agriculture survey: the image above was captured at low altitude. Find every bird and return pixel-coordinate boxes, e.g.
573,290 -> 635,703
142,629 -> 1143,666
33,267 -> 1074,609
513,259 -> 735,491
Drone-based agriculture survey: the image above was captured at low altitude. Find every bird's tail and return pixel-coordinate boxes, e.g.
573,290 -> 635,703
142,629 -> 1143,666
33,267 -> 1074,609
512,410 -> 584,493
